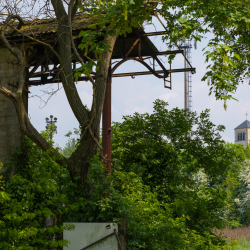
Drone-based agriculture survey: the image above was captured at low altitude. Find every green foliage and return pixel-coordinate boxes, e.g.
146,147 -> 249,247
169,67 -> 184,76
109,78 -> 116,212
235,159 -> 250,225
214,143 -> 246,228
43,123 -> 58,145
111,99 -> 237,248
111,171 -> 230,250
0,138 -> 76,249
213,143 -> 250,228
234,238 -> 250,250
1,100 -> 244,249
76,1 -> 249,104
60,128 -> 80,158
70,156 -> 231,249
159,0 -> 250,103
75,0 -> 154,79
60,137 -> 77,158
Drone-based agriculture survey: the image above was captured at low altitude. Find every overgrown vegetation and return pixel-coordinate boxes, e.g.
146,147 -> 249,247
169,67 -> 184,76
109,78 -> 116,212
0,0 -> 250,248
1,0 -> 250,190
1,100 -> 245,249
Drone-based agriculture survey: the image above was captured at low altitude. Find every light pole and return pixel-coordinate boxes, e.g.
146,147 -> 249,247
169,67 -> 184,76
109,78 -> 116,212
45,115 -> 57,141
178,39 -> 192,112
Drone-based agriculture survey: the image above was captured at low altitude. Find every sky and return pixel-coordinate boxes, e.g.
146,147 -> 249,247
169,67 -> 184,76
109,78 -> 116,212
28,16 -> 250,148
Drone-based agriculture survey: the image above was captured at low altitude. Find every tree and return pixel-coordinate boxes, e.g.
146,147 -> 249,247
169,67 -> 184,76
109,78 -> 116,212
209,143 -> 249,228
0,138 -> 77,249
1,0 -> 249,188
111,100 -> 234,235
60,128 -> 81,158
159,0 -> 250,105
0,130 -> 233,249
0,0 -> 154,186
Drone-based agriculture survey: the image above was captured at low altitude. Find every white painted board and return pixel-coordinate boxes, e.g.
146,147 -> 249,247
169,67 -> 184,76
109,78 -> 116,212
63,222 -> 118,250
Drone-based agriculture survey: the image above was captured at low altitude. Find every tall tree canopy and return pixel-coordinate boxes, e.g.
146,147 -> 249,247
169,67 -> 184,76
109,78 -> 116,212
0,0 -> 249,186
160,0 -> 250,104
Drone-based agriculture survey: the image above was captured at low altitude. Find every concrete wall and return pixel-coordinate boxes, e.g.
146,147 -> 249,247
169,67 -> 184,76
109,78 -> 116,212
0,47 -> 22,170
63,223 -> 118,250
235,128 -> 250,147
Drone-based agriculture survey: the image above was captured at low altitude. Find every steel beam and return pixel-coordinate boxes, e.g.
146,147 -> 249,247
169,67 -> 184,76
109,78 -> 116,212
28,67 -> 196,85
112,68 -> 196,78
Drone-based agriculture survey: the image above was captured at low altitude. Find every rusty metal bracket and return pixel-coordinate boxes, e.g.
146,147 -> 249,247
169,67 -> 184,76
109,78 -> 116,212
111,57 -> 165,79
138,38 -> 142,60
28,67 -> 195,85
125,38 -> 140,59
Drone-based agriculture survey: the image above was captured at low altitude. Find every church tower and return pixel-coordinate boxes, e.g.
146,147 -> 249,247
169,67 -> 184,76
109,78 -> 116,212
235,114 -> 250,147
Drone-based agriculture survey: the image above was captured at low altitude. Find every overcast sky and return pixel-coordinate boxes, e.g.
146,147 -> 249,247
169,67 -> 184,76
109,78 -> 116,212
28,16 -> 249,148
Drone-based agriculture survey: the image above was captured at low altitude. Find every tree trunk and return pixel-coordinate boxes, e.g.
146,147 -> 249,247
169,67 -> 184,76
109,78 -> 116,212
51,1 -> 117,186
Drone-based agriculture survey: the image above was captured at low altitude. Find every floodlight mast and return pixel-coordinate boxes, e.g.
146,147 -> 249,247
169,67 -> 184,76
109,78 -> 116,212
178,40 -> 193,113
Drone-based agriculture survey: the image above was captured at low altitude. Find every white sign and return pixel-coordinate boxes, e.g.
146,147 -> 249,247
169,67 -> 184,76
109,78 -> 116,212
63,222 -> 118,250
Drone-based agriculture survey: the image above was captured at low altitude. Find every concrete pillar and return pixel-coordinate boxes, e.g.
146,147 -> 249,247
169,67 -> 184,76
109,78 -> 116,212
0,47 -> 22,171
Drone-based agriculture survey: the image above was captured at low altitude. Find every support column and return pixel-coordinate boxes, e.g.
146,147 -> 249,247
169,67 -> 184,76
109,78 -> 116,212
0,48 -> 22,171
102,66 -> 112,174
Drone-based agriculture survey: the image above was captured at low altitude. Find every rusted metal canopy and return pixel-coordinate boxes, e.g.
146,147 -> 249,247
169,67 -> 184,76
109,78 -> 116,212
1,15 -> 195,85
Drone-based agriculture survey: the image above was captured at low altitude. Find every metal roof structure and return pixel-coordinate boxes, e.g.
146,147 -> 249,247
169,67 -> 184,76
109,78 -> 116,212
1,15 -> 195,88
235,120 -> 250,129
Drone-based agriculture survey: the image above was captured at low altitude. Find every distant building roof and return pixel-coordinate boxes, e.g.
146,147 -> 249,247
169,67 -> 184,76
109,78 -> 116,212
235,120 -> 250,129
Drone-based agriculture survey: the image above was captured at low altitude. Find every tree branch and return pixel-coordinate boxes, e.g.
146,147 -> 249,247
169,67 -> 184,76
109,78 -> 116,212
51,0 -> 67,22
75,114 -> 95,147
68,0 -> 97,123
70,0 -> 80,20
0,85 -> 15,100
50,0 -> 91,126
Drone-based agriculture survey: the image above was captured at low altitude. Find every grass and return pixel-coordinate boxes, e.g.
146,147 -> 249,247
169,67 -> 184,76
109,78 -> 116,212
234,237 -> 250,250
215,226 -> 250,249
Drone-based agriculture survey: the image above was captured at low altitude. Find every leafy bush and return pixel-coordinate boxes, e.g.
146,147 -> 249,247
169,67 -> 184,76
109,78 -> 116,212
217,144 -> 250,228
111,100 -> 234,235
0,137 -> 77,249
0,100 -> 237,249
235,159 -> 250,225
